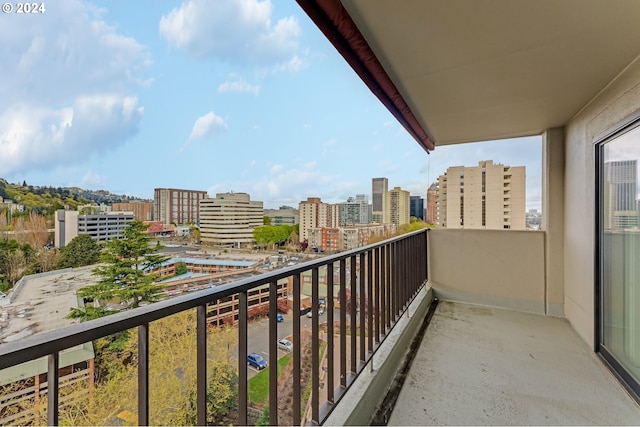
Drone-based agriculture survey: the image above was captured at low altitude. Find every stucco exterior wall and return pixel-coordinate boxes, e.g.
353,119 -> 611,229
428,228 -> 546,314
564,56 -> 640,348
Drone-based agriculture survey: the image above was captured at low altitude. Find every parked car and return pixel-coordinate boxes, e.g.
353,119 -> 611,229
306,307 -> 325,318
247,352 -> 267,370
277,338 -> 293,352
268,312 -> 284,322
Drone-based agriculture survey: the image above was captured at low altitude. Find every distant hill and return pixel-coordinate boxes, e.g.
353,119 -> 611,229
0,178 -> 152,217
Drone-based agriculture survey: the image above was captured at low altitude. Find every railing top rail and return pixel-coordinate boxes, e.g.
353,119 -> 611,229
0,229 -> 428,370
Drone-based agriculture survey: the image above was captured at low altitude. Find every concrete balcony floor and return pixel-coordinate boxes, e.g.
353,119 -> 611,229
388,301 -> 640,426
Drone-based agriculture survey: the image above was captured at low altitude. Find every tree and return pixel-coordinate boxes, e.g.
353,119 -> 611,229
55,311 -> 238,426
253,225 -> 292,249
35,248 -> 59,273
189,225 -> 201,244
11,217 -> 26,245
4,249 -> 27,286
263,216 -> 272,226
70,221 -> 169,320
175,261 -> 188,275
24,211 -> 49,250
56,234 -> 101,269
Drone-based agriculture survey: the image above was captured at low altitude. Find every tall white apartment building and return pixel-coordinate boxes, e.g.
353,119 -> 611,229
383,187 -> 410,226
199,192 -> 263,247
54,210 -> 135,247
437,160 -> 525,230
299,197 -> 339,241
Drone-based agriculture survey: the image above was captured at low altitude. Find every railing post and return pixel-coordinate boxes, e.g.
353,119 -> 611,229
269,281 -> 278,426
293,273 -> 302,426
138,323 -> 149,426
197,305 -> 207,426
47,353 -> 59,426
367,250 -> 374,354
339,258 -> 347,389
311,267 -> 320,424
350,256 -> 357,375
238,292 -> 248,426
359,253 -> 366,365
326,262 -> 335,404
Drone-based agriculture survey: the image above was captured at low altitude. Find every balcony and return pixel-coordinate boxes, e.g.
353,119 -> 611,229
1,229 -> 638,425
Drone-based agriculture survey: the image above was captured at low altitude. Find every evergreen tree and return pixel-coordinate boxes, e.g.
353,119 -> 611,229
56,234 -> 101,268
69,221 -> 169,320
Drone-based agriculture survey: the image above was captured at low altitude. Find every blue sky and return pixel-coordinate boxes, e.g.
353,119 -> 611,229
0,0 -> 542,210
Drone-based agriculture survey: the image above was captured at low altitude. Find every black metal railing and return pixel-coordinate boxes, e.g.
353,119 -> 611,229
0,229 -> 428,426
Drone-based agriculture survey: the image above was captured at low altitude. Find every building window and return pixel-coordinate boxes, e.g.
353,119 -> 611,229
596,110 -> 640,402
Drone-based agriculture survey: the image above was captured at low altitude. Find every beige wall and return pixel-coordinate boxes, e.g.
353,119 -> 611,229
428,228 -> 546,314
564,56 -> 640,348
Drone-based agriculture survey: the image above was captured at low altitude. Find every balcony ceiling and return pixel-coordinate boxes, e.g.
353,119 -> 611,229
302,0 -> 640,148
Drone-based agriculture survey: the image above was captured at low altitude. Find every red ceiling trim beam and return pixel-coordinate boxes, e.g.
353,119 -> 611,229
296,0 -> 435,152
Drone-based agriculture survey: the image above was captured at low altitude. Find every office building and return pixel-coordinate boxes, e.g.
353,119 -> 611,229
263,207 -> 299,226
111,202 -> 153,221
199,192 -> 263,247
383,187 -> 410,226
299,197 -> 339,241
338,194 -> 371,225
437,161 -> 525,230
372,177 -> 388,223
410,195 -> 425,220
154,188 -> 207,226
54,210 -> 135,247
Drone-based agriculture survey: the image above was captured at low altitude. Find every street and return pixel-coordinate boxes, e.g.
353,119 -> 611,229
243,309 -> 330,378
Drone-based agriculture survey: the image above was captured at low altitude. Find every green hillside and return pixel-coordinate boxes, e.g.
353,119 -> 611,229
0,179 -> 150,218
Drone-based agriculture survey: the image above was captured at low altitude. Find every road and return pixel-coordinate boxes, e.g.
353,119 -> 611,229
243,310 -> 330,378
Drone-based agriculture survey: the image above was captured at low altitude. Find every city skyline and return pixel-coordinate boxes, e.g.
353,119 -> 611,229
0,0 -> 541,210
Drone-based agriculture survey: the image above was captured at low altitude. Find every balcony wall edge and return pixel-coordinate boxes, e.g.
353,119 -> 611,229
324,285 -> 434,426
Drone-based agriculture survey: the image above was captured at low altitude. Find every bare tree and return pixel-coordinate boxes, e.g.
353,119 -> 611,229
5,249 -> 27,286
35,249 -> 58,273
25,211 -> 49,249
11,217 -> 26,246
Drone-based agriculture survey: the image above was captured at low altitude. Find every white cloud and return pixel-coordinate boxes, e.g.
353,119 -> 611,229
0,96 -> 143,176
188,112 -> 227,142
0,0 -> 150,176
218,79 -> 260,95
80,171 -> 106,189
159,0 -> 302,71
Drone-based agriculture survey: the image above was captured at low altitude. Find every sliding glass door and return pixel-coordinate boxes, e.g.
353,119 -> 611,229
597,114 -> 640,400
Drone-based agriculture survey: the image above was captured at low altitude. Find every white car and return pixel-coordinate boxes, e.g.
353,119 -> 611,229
277,338 -> 293,352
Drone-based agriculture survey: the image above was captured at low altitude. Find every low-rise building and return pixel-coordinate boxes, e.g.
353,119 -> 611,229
54,210 -> 135,247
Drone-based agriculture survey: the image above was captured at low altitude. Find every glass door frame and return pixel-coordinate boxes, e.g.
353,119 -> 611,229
594,109 -> 640,403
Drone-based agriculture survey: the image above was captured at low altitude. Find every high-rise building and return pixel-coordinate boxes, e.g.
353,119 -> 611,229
338,194 -> 371,225
299,197 -> 339,241
199,192 -> 263,247
426,183 -> 438,224
410,196 -> 425,220
604,160 -> 639,229
154,188 -> 207,226
372,178 -> 388,223
383,187 -> 410,226
111,202 -> 153,221
437,160 -> 525,230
